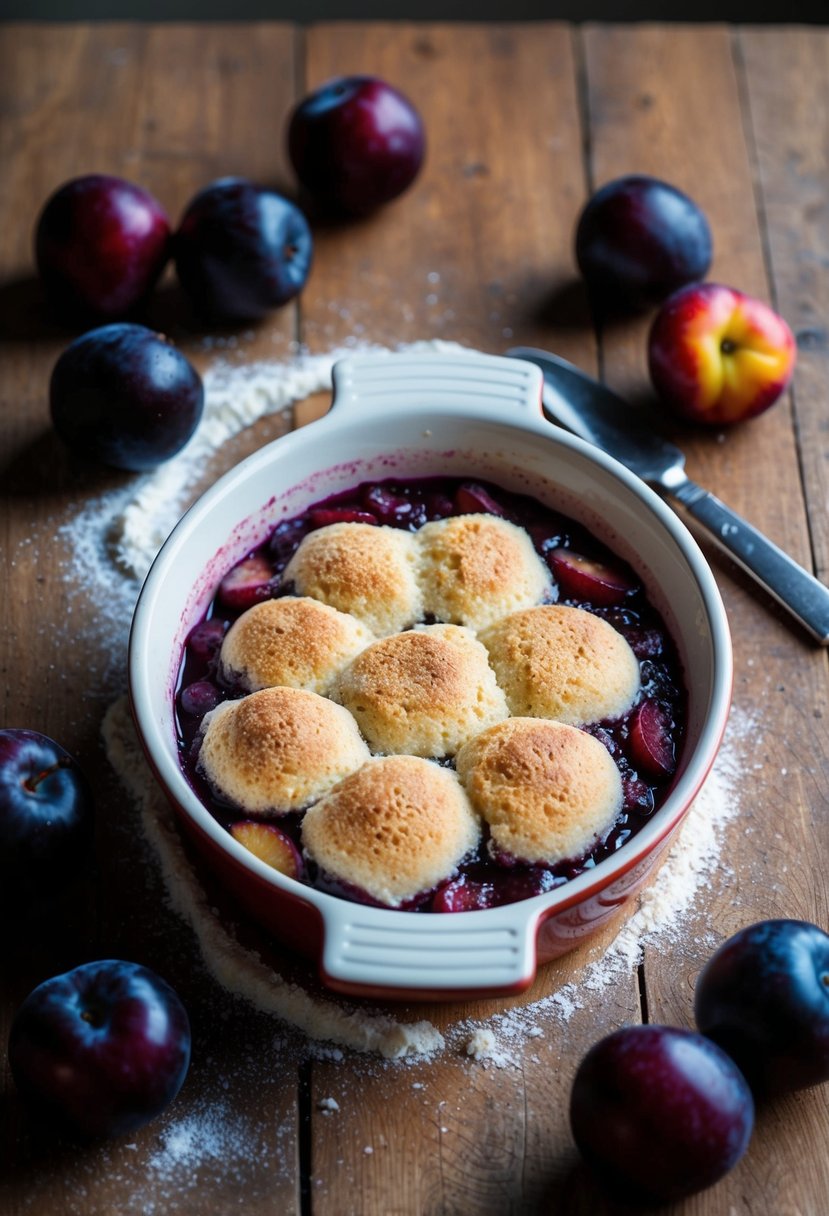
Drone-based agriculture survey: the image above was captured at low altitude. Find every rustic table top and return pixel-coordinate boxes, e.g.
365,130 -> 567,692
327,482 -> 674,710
2,19 -> 829,1216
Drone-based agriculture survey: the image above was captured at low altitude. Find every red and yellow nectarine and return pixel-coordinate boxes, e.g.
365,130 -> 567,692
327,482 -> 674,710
648,283 -> 796,425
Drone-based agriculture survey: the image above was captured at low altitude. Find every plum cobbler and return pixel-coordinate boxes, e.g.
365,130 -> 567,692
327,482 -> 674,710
175,477 -> 686,913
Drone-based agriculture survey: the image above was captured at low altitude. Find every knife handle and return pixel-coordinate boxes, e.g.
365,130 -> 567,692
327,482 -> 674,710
674,481 -> 829,644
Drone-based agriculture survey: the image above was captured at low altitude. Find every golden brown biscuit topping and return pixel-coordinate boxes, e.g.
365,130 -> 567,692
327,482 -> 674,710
198,686 -> 370,814
455,717 -> 622,865
334,623 -> 508,757
416,514 -> 550,630
282,522 -> 421,635
302,755 -> 480,907
219,596 -> 374,694
481,604 -> 640,725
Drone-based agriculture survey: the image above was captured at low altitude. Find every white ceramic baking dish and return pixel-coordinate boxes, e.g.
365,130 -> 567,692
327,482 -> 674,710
129,349 -> 732,1001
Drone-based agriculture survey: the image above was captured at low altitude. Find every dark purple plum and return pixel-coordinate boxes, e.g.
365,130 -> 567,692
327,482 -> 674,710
626,699 -> 677,779
433,877 -> 497,913
695,919 -> 829,1096
179,680 -> 221,718
8,960 -> 191,1139
186,618 -> 228,663
575,175 -> 712,311
307,507 -> 378,527
0,728 -> 94,902
432,868 -> 564,912
454,483 -> 506,517
50,323 -> 204,471
360,483 -> 413,525
424,490 -> 455,521
570,1024 -> 754,1203
546,547 -> 637,606
217,554 -> 275,611
287,76 -> 425,215
35,174 -> 170,319
174,178 -> 313,321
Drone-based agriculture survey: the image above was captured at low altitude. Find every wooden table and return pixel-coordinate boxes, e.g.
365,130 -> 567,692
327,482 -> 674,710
2,20 -> 829,1215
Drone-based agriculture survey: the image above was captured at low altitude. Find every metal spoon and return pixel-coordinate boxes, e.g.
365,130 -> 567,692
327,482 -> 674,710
508,346 -> 829,645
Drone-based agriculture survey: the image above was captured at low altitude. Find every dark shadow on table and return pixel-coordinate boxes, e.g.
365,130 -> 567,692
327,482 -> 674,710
0,429 -> 133,502
0,275 -> 76,344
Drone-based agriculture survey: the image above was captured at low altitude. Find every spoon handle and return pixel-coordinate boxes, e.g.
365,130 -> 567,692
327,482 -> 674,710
671,478 -> 829,644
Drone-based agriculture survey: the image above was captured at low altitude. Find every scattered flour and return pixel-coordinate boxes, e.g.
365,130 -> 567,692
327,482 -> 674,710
465,1027 -> 499,1061
55,341 -> 747,1065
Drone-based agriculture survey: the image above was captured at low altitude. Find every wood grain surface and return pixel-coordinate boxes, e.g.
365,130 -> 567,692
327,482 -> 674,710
1,21 -> 828,1216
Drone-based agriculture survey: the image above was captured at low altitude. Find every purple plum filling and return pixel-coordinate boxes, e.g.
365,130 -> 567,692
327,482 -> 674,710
175,475 -> 687,913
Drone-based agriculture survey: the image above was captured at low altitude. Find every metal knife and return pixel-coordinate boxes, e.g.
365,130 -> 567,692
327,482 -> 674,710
507,345 -> 829,646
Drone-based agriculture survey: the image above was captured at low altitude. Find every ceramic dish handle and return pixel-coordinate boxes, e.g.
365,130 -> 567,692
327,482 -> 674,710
319,903 -> 537,994
331,350 -> 544,418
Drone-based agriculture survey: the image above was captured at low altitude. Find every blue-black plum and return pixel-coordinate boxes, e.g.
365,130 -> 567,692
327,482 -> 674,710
695,919 -> 829,1095
35,174 -> 170,320
174,178 -> 313,320
8,960 -> 191,1139
287,76 -> 425,215
575,175 -> 712,311
50,322 -> 204,471
569,1024 -> 754,1203
0,728 -> 94,901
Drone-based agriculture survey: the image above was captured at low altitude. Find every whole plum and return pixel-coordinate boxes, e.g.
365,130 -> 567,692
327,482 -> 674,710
35,174 -> 170,319
695,919 -> 829,1095
50,323 -> 204,471
575,175 -> 712,310
0,728 -> 94,902
8,960 -> 191,1139
569,1024 -> 754,1202
287,76 -> 425,215
174,178 -> 313,321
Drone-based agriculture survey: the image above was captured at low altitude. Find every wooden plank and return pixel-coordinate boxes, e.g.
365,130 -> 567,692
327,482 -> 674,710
582,24 -> 810,571
300,23 -> 641,1216
300,21 -> 598,367
733,29 -> 829,1208
582,23 -> 829,1214
2,20 -> 828,1216
738,27 -> 829,583
0,24 -> 302,1216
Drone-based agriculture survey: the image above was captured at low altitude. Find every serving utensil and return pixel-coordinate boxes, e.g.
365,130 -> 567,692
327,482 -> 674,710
508,346 -> 829,645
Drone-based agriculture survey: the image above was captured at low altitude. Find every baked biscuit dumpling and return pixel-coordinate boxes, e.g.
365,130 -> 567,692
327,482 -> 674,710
218,596 -> 374,695
481,604 -> 640,725
281,522 -> 421,636
455,718 -> 622,866
416,514 -> 550,631
302,755 -> 481,908
334,623 -> 508,758
198,686 -> 370,814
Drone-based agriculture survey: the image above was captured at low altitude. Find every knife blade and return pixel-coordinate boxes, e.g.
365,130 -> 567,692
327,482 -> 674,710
507,345 -> 829,646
